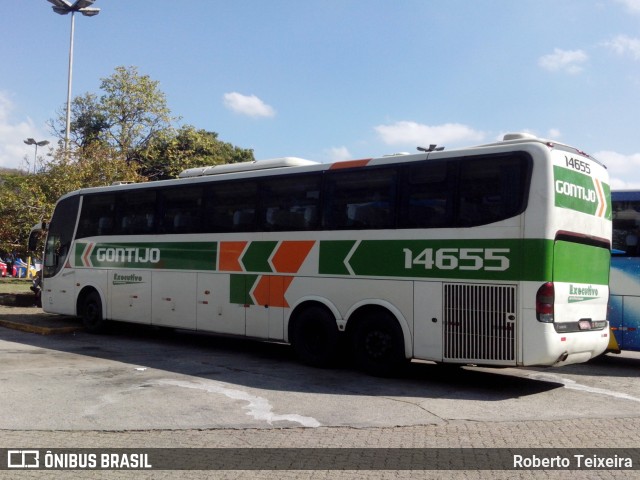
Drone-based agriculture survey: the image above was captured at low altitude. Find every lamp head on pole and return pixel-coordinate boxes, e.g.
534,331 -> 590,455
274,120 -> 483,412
47,0 -> 100,16
24,138 -> 50,147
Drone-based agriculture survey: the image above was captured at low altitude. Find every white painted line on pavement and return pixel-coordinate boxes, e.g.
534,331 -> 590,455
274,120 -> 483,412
527,372 -> 640,403
155,379 -> 322,427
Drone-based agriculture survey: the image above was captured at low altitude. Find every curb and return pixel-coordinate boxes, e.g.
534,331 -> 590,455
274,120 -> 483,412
0,293 -> 39,307
0,293 -> 84,335
0,318 -> 83,335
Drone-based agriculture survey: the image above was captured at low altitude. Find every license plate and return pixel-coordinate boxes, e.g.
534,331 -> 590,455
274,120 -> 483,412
579,320 -> 592,330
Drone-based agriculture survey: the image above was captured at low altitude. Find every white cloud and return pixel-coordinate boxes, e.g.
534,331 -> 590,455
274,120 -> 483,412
223,92 -> 276,118
538,48 -> 588,74
547,129 -> 562,139
374,121 -> 485,148
604,35 -> 640,60
0,91 -> 44,171
614,0 -> 640,13
594,150 -> 640,189
325,146 -> 352,162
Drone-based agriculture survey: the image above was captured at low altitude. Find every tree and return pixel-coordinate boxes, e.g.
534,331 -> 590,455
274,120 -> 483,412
0,173 -> 44,255
52,66 -> 174,159
41,143 -> 143,199
50,65 -> 255,179
100,66 -> 174,157
50,93 -> 108,149
0,145 -> 142,255
137,125 -> 254,180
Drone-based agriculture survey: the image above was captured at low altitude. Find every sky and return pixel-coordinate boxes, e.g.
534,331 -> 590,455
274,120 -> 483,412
1,0 -> 640,189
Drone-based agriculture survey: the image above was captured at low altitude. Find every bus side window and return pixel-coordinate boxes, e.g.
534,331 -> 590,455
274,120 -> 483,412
612,200 -> 640,256
399,161 -> 452,228
203,181 -> 258,233
77,194 -> 115,238
116,190 -> 157,235
98,217 -> 113,235
259,174 -> 321,231
458,154 -> 529,227
324,167 -> 396,230
160,187 -> 202,234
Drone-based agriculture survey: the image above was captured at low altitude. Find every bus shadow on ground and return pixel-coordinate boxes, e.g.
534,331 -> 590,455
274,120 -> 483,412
0,318 -> 571,402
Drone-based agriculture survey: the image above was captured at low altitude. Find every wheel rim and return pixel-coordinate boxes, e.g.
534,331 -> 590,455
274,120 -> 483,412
364,329 -> 392,360
302,322 -> 328,355
84,298 -> 100,326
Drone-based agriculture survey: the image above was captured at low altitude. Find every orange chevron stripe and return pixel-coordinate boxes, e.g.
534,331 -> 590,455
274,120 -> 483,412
595,179 -> 606,218
329,158 -> 371,170
82,242 -> 94,267
271,240 -> 315,273
252,275 -> 295,308
219,241 -> 247,272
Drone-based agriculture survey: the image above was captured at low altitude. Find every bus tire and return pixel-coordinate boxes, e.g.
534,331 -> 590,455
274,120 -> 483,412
291,305 -> 340,368
353,311 -> 407,377
81,291 -> 107,334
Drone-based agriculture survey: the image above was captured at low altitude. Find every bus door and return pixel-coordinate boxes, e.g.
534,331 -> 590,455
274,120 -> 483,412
41,195 -> 80,316
151,271 -> 197,328
109,269 -> 151,324
244,275 -> 286,341
196,273 -> 246,336
197,273 -> 286,340
43,268 -> 76,316
413,282 -> 443,361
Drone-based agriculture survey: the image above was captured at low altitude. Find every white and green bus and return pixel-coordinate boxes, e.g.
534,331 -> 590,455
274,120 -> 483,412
30,133 -> 612,375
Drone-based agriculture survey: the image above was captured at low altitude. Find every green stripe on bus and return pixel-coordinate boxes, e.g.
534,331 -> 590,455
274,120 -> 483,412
319,238 -> 609,284
74,238 -> 609,286
318,240 -> 356,276
241,241 -> 278,272
553,240 -> 610,284
554,166 -> 611,219
75,242 -> 217,270
230,274 -> 258,305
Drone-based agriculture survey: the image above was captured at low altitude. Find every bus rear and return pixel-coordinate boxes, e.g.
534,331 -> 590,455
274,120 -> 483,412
521,138 -> 611,366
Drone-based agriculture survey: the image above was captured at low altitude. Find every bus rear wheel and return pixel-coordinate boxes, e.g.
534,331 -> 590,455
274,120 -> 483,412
353,312 -> 407,377
81,291 -> 107,334
291,305 -> 340,368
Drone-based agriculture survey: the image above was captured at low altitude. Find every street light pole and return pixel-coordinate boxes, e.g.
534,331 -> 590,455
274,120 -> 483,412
47,0 -> 100,153
24,138 -> 50,174
66,10 -> 75,153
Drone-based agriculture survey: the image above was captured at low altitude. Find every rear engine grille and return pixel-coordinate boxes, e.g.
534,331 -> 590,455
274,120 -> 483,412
443,283 -> 516,363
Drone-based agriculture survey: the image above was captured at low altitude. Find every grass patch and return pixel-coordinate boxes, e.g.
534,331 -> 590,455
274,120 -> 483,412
0,278 -> 33,294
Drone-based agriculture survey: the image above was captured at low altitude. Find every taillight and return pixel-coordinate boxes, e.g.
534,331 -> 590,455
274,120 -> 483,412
536,282 -> 554,323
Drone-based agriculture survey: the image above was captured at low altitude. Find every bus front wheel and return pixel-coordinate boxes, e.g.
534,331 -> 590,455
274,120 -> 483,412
353,312 -> 407,377
291,305 -> 340,368
81,291 -> 107,334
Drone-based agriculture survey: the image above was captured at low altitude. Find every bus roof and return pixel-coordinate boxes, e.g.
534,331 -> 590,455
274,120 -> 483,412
178,157 -> 319,178
63,132 -> 598,199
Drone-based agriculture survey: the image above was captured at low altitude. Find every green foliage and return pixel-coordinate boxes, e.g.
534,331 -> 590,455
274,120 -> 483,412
137,125 -> 254,180
99,66 -> 174,156
52,65 -> 174,159
0,145 -> 143,254
0,173 -> 47,254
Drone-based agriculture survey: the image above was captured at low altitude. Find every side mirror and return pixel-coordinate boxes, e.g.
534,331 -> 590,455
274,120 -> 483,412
28,231 -> 39,252
28,222 -> 45,252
